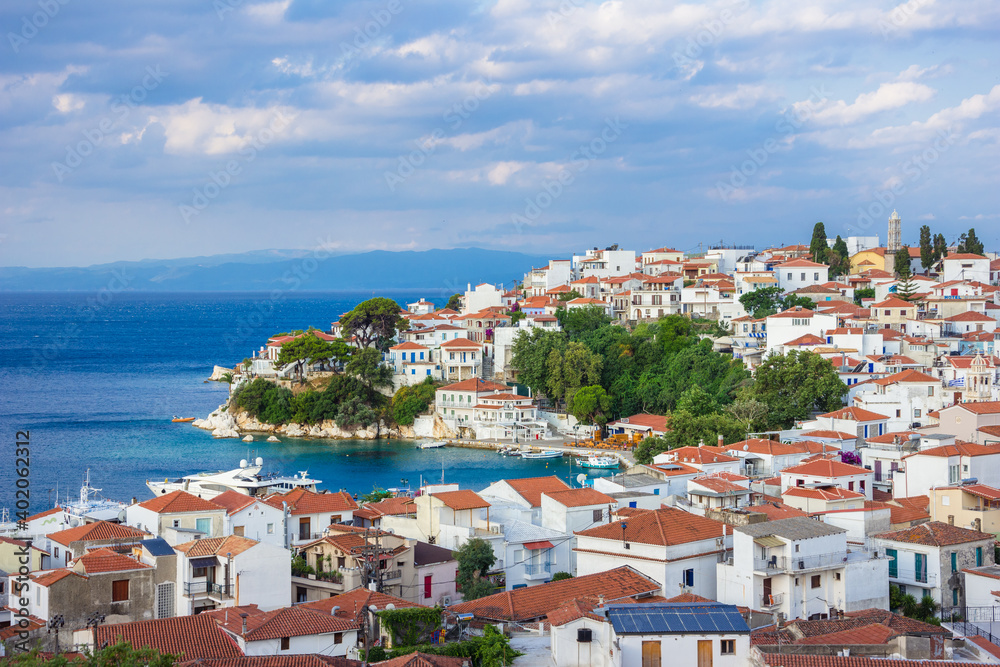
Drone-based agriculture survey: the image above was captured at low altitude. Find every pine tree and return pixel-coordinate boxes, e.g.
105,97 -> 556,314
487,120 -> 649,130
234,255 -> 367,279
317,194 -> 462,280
896,274 -> 919,302
894,246 -> 913,278
957,227 -> 984,255
810,222 -> 828,264
919,225 -> 934,273
829,235 -> 850,276
932,233 -> 948,264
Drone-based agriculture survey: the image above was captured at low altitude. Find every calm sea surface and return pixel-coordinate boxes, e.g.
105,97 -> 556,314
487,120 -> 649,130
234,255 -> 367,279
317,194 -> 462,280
0,292 -> 605,513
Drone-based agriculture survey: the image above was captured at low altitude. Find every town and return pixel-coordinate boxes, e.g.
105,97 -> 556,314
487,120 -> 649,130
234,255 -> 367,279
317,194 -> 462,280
6,214 -> 1000,667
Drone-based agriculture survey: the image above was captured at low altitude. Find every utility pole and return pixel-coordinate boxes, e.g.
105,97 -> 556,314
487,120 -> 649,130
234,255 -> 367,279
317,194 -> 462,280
351,528 -> 394,593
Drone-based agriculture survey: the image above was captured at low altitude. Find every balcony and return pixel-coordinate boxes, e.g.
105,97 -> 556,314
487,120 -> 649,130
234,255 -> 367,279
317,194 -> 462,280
761,593 -> 784,609
382,569 -> 402,581
754,552 -> 852,573
889,568 -> 938,587
184,581 -> 232,599
524,562 -> 552,580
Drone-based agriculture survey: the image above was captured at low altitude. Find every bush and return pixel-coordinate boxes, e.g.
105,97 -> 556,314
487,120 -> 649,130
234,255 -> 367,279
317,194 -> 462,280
550,571 -> 573,582
392,378 -> 437,426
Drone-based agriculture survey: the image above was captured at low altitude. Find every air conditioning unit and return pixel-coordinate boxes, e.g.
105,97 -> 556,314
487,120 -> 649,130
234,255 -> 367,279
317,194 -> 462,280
440,596 -> 452,606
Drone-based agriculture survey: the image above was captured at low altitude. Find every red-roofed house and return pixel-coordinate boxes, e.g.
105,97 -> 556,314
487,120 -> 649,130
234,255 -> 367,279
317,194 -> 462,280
765,307 -> 838,351
723,439 -> 840,478
852,369 -> 945,432
210,490 -> 287,548
801,407 -> 890,445
776,258 -> 830,292
125,491 -> 227,546
782,485 -> 865,513
928,484 -> 1000,536
262,489 -> 358,547
606,413 -> 669,438
687,474 -> 752,510
46,520 -> 150,562
210,604 -> 358,657
780,459 -> 874,500
943,252 -> 990,283
575,507 -> 730,599
930,400 -> 1000,444
895,441 -> 1000,497
653,447 -> 741,476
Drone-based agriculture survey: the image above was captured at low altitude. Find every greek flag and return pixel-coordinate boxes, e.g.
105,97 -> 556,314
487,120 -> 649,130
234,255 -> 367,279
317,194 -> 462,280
948,378 -> 965,387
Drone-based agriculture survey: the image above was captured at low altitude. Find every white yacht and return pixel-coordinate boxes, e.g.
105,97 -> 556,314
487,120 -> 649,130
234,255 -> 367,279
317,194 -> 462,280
146,457 -> 321,499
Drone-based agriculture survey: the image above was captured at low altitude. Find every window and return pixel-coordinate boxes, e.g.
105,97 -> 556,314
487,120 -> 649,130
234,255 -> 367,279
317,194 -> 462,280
814,272 -> 819,281
886,548 -> 897,577
53,546 -> 59,558
977,546 -> 984,567
787,273 -> 792,279
928,386 -> 935,396
196,518 -> 211,535
280,637 -> 290,651
951,552 -> 957,573
172,519 -> 180,528
593,509 -> 603,522
835,572 -> 841,581
334,633 -> 343,644
112,579 -> 130,602
914,409 -> 921,418
721,639 -> 735,655
954,588 -> 959,606
641,640 -> 661,667
683,569 -> 694,587
811,575 -> 821,589
794,544 -> 800,553
942,496 -> 950,506
193,567 -> 208,578
156,582 -> 175,619
915,553 -> 928,583
800,273 -> 806,281
267,523 -> 274,534
233,526 -> 244,537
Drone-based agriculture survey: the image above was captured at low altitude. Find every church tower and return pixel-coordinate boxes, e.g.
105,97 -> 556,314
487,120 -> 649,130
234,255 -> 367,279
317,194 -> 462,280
886,209 -> 902,273
964,352 -> 992,403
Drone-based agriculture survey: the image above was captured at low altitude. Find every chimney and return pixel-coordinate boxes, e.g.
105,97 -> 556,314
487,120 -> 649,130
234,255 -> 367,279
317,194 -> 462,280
240,612 -> 248,636
718,434 -> 724,448
598,594 -> 605,606
331,606 -> 340,617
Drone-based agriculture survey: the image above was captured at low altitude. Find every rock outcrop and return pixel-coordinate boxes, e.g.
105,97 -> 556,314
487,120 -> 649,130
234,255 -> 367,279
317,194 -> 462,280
207,365 -> 233,381
192,404 -> 418,441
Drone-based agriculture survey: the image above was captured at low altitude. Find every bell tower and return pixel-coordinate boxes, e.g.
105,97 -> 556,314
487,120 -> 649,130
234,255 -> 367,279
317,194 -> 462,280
964,352 -> 992,403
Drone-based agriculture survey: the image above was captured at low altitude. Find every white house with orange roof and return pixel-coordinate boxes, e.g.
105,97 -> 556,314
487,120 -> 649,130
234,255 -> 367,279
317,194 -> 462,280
943,310 -> 997,336
681,280 -> 738,322
780,459 -> 874,500
210,490 -> 287,547
406,298 -> 436,315
573,248 -> 636,280
852,369 -> 945,432
893,441 -> 1000,498
800,407 -> 890,444
260,488 -> 358,547
387,341 -> 438,384
124,491 -> 227,546
653,446 -> 742,476
463,282 -> 503,313
472,390 -> 545,440
722,439 -> 839,479
781,485 -> 865,513
606,413 -> 669,439
569,275 -> 601,299
564,297 -> 613,317
776,258 -> 830,292
871,296 -> 918,332
438,337 -> 483,381
686,474 -> 752,511
641,247 -> 685,265
765,306 -> 838,353
926,401 -> 1000,443
943,253 -> 991,284
524,259 -> 573,296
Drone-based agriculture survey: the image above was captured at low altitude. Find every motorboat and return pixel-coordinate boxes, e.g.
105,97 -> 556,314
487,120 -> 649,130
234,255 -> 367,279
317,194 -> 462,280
577,455 -> 621,470
146,457 -> 321,499
61,469 -> 128,527
171,416 -> 196,422
520,449 -> 563,460
417,439 -> 446,449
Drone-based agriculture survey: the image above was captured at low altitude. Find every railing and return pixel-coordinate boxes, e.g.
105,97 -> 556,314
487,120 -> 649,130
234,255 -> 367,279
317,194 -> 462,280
889,568 -> 937,586
761,593 -> 784,608
754,552 -> 851,572
295,532 -> 324,541
524,562 -> 552,576
184,581 -> 232,597
382,569 -> 401,580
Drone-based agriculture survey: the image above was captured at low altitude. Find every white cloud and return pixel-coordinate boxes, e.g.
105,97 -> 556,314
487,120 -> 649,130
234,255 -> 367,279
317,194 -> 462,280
858,84 -> 1000,147
794,81 -> 936,126
52,94 -> 85,113
152,98 -> 298,155
690,84 -> 775,110
486,161 -> 528,185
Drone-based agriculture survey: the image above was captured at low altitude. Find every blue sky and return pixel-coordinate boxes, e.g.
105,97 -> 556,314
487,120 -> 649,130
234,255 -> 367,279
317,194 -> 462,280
2,0 -> 998,267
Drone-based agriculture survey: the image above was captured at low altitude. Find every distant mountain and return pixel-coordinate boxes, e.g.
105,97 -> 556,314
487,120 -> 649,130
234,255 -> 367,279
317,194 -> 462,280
0,248 -> 552,292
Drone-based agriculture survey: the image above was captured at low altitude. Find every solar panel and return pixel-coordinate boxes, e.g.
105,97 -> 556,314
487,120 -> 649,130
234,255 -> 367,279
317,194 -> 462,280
606,603 -> 750,635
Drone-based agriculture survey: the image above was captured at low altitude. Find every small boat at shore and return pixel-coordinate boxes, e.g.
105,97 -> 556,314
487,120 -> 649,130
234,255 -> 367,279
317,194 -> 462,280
171,416 -> 195,423
577,455 -> 620,469
417,439 -> 446,449
521,449 -> 563,460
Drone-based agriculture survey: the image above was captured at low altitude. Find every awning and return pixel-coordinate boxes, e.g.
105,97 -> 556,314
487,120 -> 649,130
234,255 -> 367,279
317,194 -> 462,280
753,536 -> 784,548
523,541 -> 554,550
190,557 -> 218,569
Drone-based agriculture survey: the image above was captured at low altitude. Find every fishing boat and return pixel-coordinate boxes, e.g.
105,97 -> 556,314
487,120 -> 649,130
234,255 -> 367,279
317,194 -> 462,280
520,449 -> 563,460
577,455 -> 620,470
62,469 -> 128,527
171,416 -> 195,423
147,457 -> 321,499
417,439 -> 446,449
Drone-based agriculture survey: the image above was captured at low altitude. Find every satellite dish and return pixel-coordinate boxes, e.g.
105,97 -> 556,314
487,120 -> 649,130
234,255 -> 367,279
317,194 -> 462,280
576,474 -> 588,487
386,603 -> 395,610
743,445 -> 749,451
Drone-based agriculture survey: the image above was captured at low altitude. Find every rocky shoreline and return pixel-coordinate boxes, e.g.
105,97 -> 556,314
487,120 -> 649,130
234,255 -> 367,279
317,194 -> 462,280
192,405 -> 418,440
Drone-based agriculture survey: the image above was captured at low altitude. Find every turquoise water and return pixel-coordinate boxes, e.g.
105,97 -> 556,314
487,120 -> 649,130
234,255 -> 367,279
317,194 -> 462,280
0,292 -> 606,511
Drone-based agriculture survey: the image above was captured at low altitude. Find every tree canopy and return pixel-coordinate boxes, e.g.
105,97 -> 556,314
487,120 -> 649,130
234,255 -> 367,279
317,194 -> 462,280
275,332 -> 349,383
829,235 -> 850,277
444,293 -> 462,311
739,287 -> 814,319
569,385 -> 611,426
957,227 -> 984,255
809,222 -> 828,264
893,246 -> 913,278
339,297 -> 406,350
742,350 -> 848,429
455,537 -> 497,601
919,225 -> 934,272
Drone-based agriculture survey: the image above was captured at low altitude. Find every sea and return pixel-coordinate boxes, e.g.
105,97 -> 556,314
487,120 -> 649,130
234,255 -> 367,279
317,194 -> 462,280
0,292 -> 609,514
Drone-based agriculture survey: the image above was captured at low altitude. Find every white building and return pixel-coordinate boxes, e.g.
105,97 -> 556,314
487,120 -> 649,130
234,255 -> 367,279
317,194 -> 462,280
210,490 -> 287,548
780,459 -> 874,500
776,259 -> 830,292
716,517 -> 888,621
124,491 -> 226,546
853,369 -> 944,432
943,253 -> 991,284
464,282 -> 503,313
211,604 -> 357,657
574,248 -> 637,280
893,441 -> 1000,498
765,307 -> 839,353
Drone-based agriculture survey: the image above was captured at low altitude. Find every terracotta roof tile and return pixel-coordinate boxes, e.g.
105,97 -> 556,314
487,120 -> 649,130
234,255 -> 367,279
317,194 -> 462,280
93,614 -> 243,660
28,569 -> 87,587
215,605 -> 357,641
301,589 -> 426,624
794,623 -> 897,645
501,476 -> 572,507
138,490 -> 226,514
783,487 -> 863,501
262,489 -> 358,515
210,490 -> 264,516
436,378 -> 509,392
449,565 -> 660,622
373,653 -> 467,667
430,490 -> 490,511
819,407 -> 888,421
174,535 -> 260,558
76,548 -> 152,574
873,520 -> 994,546
542,488 -> 616,508
576,507 -> 728,547
781,459 -> 870,478
48,520 -> 149,548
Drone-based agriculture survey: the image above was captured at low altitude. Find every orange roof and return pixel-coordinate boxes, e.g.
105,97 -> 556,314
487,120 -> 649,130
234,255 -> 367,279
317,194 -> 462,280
819,407 -> 888,422
874,521 -> 993,546
797,430 -> 857,440
953,401 -> 1000,415
93,614 -> 243,660
502,476 -> 572,507
905,442 -> 1000,459
213,604 -> 357,641
945,311 -> 995,322
262,488 -> 358,515
209,490 -> 262,516
76,548 -> 152,574
663,446 -> 738,465
576,507 -> 728,547
783,486 -> 863,501
871,369 -> 939,386
872,296 -> 916,309
437,378 -> 509,392
865,500 -> 928,525
691,477 -> 751,494
301,589 -> 426,623
174,535 -> 260,558
353,496 -> 416,520
430,490 -> 490,511
546,598 -> 605,626
29,569 -> 87,588
794,623 -> 897,645
608,413 -> 669,432
781,459 -> 870,478
746,502 -> 809,520
785,333 -> 827,346
48,520 -> 149,547
543,488 -> 616,508
439,338 -> 482,349
779,258 -> 827,268
390,341 -> 430,350
945,253 -> 989,260
769,306 -> 817,319
449,566 -> 660,622
138,490 -> 225,514
24,507 -> 62,522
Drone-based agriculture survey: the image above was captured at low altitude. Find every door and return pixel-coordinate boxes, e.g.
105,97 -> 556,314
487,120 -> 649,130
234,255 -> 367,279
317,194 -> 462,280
874,460 -> 882,482
886,548 -> 897,578
641,641 -> 661,667
299,518 -> 310,540
424,575 -> 433,600
697,639 -> 713,667
763,577 -> 772,606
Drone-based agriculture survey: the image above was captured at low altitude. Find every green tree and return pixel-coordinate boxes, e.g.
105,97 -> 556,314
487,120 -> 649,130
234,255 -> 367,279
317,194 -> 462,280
957,228 -> 985,255
919,225 -> 934,272
569,385 -> 612,426
444,293 -> 462,311
455,537 -> 497,601
634,435 -> 671,464
744,350 -> 848,429
781,294 -> 816,311
725,398 -> 769,434
829,235 -> 850,277
739,287 -> 785,318
809,222 -> 828,264
545,342 -> 602,408
7,642 -> 178,667
557,289 -> 583,301
853,287 -> 875,305
676,384 -> 718,417
895,274 -> 919,302
346,347 -> 393,393
660,411 -> 746,450
362,486 -> 394,503
340,297 -> 406,350
391,377 -> 437,426
550,571 -> 573,581
510,328 -> 566,398
933,233 -> 948,263
275,334 -> 325,383
334,394 -> 378,429
556,305 -> 613,340
894,246 -> 913,278
658,314 -> 697,356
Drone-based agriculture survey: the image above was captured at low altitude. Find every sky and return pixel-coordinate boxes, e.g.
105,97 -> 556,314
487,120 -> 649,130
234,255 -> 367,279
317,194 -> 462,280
1,0 -> 998,267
